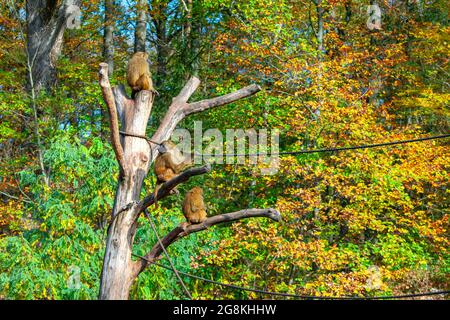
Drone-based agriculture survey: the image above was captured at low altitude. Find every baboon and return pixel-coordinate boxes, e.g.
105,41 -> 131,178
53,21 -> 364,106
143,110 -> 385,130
153,140 -> 192,206
182,187 -> 207,224
126,51 -> 156,98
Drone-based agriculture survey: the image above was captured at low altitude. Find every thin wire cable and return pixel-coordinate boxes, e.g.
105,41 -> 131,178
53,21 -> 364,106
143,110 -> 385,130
204,134 -> 450,157
119,131 -> 161,146
120,132 -> 449,157
132,253 -> 450,300
143,209 -> 193,299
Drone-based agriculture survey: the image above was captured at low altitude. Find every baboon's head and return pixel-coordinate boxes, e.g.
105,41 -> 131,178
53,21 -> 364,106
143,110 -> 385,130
134,51 -> 148,59
158,140 -> 176,154
191,187 -> 203,194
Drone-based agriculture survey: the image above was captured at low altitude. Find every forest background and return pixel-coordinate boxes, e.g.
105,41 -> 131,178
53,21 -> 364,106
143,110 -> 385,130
0,0 -> 448,299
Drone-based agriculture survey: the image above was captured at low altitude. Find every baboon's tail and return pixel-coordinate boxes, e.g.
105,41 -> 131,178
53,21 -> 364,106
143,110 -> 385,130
153,183 -> 161,208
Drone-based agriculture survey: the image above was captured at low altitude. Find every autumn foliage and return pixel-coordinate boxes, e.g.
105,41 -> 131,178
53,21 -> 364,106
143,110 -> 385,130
0,0 -> 448,299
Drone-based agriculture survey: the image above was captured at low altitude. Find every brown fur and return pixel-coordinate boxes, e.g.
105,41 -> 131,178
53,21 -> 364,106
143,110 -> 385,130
126,52 -> 155,98
182,187 -> 207,224
153,141 -> 192,206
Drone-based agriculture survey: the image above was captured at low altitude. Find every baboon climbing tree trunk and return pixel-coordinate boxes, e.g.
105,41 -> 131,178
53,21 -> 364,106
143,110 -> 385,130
98,63 -> 281,300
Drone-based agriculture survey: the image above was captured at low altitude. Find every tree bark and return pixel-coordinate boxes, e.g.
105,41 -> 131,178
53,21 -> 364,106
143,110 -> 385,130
183,0 -> 200,76
26,0 -> 80,93
98,63 -> 155,299
103,0 -> 115,76
134,0 -> 147,52
153,1 -> 169,88
315,0 -> 324,53
22,0 -> 80,183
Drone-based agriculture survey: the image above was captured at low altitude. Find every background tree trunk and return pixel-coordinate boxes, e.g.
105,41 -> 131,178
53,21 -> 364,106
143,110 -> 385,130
24,0 -> 80,184
103,0 -> 115,76
155,9 -> 169,88
134,0 -> 147,52
26,0 -> 80,93
101,0 -> 115,139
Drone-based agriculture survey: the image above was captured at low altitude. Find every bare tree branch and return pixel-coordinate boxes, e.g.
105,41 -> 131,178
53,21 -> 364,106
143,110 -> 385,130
184,84 -> 262,115
145,77 -> 201,162
0,191 -> 33,204
174,76 -> 201,104
133,208 -> 281,276
147,79 -> 261,162
99,63 -> 127,174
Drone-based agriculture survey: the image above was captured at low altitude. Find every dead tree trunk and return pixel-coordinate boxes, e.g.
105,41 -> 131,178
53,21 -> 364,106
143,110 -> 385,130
26,0 -> 81,93
98,63 -> 280,300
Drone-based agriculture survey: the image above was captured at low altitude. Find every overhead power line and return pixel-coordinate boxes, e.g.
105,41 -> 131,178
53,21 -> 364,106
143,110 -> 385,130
132,253 -> 449,300
205,133 -> 450,157
120,131 -> 449,157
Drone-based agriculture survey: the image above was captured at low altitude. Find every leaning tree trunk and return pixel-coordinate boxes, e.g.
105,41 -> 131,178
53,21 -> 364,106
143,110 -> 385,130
26,0 -> 80,93
98,62 -> 280,300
